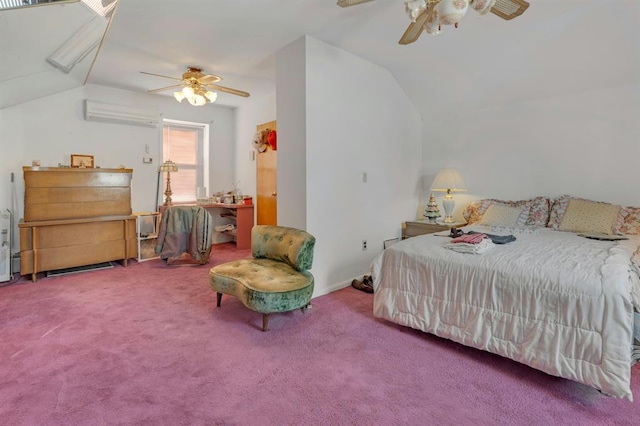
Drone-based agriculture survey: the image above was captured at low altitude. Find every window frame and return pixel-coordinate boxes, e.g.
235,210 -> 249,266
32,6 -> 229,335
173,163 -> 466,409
160,119 -> 209,206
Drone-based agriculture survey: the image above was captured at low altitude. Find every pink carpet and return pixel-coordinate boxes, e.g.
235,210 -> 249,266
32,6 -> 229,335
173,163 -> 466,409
1,242 -> 639,425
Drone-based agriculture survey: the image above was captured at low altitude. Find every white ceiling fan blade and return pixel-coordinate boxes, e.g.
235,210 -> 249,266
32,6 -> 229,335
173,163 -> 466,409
140,71 -> 182,81
206,84 -> 250,98
199,74 -> 222,84
337,0 -> 375,7
398,10 -> 429,45
490,0 -> 529,20
147,84 -> 184,94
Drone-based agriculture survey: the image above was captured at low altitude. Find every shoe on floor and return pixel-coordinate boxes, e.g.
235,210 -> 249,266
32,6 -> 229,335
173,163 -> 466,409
352,279 -> 373,294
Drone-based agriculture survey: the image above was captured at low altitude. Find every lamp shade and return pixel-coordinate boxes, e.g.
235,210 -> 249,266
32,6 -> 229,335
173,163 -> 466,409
173,91 -> 186,102
159,160 -> 178,172
431,168 -> 467,193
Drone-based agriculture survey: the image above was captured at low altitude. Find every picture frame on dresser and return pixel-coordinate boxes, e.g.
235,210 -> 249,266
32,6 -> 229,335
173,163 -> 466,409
70,154 -> 94,168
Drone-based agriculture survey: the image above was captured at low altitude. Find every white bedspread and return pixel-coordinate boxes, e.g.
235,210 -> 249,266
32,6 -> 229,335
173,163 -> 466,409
372,226 -> 640,400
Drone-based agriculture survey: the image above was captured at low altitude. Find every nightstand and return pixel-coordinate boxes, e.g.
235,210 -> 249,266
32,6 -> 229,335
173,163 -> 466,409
402,220 -> 467,239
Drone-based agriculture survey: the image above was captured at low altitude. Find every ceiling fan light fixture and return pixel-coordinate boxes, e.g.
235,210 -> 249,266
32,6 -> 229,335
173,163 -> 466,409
204,91 -> 218,103
424,11 -> 442,35
188,94 -> 206,107
182,86 -> 195,97
471,0 -> 496,15
404,0 -> 427,22
174,91 -> 186,102
435,0 -> 469,26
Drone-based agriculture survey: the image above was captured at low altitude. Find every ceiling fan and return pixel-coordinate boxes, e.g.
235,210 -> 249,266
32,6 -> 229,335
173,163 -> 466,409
337,0 -> 530,45
141,67 -> 250,106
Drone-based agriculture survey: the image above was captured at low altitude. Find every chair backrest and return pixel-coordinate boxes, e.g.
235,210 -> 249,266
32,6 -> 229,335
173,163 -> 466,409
251,225 -> 315,271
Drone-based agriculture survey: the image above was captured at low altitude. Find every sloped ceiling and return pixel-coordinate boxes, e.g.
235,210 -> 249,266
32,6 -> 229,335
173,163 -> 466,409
0,1 -> 107,109
2,0 -> 639,119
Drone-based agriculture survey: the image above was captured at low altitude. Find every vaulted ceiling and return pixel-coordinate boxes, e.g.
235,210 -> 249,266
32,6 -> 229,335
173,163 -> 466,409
2,0 -> 639,118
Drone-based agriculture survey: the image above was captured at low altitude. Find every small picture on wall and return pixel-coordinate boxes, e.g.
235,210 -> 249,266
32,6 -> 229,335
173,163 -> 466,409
71,154 -> 94,168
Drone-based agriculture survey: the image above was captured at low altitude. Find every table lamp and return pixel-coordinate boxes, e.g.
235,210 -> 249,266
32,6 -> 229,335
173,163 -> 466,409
159,160 -> 178,206
430,168 -> 467,223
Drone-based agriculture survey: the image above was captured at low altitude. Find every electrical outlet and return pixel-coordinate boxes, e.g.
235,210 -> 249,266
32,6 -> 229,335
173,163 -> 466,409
362,240 -> 367,251
143,157 -> 153,164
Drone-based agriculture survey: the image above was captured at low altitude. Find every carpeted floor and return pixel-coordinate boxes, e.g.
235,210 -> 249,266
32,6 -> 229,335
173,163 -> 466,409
1,242 -> 639,425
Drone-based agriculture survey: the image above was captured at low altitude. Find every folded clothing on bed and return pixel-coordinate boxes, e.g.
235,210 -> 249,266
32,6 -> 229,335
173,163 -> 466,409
444,238 -> 495,254
468,231 -> 516,244
451,233 -> 487,244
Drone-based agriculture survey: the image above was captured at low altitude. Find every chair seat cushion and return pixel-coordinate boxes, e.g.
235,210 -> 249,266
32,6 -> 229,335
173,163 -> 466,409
209,258 -> 314,314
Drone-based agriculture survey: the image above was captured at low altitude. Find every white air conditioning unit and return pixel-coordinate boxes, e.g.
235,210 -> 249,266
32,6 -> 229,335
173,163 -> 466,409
84,99 -> 159,128
0,210 -> 11,283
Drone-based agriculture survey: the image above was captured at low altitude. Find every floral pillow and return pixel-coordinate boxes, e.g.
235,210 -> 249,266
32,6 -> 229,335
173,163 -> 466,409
548,195 -> 628,234
619,206 -> 640,235
463,196 -> 551,227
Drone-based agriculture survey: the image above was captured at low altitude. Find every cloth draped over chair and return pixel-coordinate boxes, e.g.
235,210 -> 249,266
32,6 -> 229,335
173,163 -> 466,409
155,206 -> 214,264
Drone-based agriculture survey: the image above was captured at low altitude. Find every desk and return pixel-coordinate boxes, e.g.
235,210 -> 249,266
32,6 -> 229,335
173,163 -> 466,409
200,203 -> 254,250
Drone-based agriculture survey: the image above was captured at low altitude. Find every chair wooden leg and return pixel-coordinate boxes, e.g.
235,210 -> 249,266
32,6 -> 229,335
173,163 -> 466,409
262,314 -> 269,332
216,292 -> 222,307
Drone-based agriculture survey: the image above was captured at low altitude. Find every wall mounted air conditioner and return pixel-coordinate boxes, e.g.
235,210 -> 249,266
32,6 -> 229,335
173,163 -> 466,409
0,210 -> 11,283
84,99 -> 159,128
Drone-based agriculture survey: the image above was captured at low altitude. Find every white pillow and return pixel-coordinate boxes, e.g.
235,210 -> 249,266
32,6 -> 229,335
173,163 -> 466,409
478,203 -> 529,227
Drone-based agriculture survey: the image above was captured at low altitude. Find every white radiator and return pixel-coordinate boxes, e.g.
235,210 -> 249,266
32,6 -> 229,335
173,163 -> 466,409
0,210 -> 11,282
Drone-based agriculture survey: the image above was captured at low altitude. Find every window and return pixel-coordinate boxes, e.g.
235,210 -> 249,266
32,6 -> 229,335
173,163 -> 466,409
162,119 -> 209,204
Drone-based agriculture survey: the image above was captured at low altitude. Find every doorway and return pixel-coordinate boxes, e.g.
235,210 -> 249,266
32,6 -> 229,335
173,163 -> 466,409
256,120 -> 277,225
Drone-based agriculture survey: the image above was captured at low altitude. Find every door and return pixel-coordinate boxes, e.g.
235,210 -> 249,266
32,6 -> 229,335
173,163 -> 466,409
256,120 -> 277,225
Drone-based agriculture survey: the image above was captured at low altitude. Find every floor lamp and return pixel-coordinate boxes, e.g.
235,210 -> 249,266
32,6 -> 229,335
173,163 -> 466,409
159,160 -> 178,206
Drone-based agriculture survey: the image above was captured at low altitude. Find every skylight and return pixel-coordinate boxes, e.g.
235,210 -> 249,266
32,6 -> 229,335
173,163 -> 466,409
0,0 -> 78,11
81,0 -> 116,18
0,0 -> 117,17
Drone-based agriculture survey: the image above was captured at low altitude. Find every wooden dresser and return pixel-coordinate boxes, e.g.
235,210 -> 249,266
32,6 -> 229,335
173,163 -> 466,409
19,167 -> 137,281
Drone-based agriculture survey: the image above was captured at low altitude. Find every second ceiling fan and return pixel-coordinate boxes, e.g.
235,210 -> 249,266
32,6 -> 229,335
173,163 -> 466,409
337,0 -> 530,45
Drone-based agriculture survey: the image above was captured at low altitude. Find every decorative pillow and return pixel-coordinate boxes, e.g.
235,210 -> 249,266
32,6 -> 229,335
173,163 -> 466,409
462,199 -> 491,224
478,203 -> 529,227
548,195 -> 628,234
463,196 -> 550,227
557,198 -> 621,235
619,207 -> 640,235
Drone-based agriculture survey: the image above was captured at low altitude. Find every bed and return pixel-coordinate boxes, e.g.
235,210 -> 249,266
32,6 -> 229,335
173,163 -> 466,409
371,196 -> 640,400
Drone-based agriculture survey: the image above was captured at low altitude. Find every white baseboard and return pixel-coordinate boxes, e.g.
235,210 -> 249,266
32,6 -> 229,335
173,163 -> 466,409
311,274 -> 371,299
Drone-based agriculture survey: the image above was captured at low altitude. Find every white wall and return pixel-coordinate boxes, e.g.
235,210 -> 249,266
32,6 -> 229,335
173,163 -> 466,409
276,36 -> 423,297
234,92 -> 277,205
421,83 -> 640,220
0,84 -> 236,255
275,37 -> 307,230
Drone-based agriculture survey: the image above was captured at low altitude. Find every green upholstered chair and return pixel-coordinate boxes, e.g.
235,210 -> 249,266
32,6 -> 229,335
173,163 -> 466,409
209,225 -> 316,331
